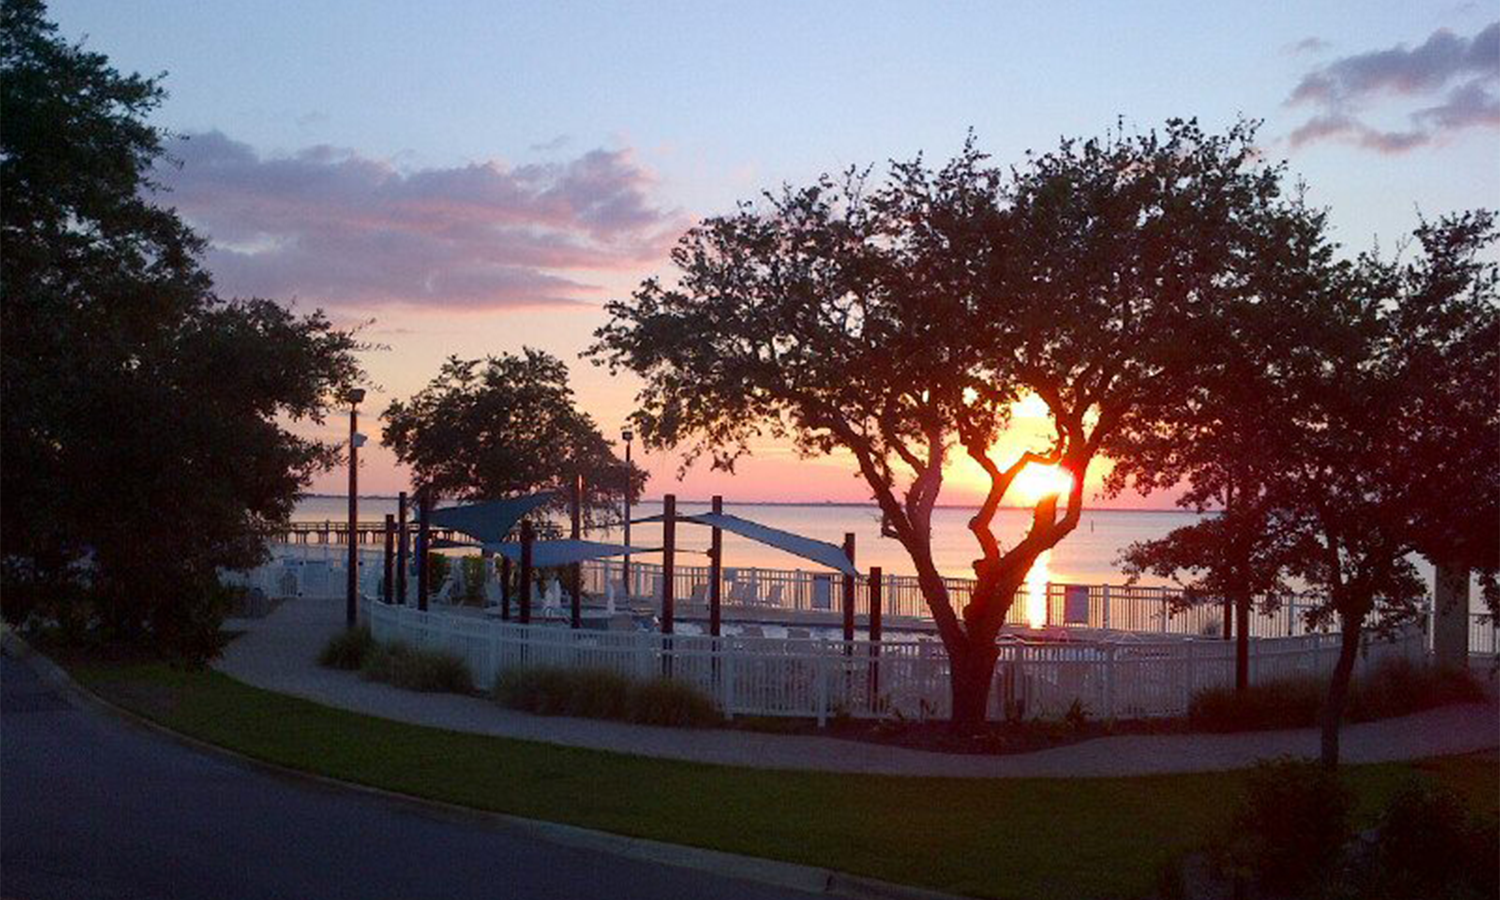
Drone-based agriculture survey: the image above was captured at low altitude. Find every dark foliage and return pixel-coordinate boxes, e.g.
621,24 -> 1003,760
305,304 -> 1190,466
1216,757 -> 1354,895
382,350 -> 644,528
1188,658 -> 1485,732
0,0 -> 365,661
493,666 -> 721,727
591,119 -> 1298,726
318,626 -> 375,670
359,641 -> 473,693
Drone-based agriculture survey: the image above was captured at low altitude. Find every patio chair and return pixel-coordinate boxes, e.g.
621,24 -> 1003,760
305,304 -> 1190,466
733,580 -> 760,605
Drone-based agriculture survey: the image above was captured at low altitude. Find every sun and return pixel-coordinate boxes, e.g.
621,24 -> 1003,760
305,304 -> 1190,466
1008,462 -> 1072,506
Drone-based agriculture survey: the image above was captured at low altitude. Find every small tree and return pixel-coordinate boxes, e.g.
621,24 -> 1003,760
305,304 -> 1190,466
1280,212 -> 1499,767
592,120 -> 1293,727
1296,213 -> 1494,765
382,349 -> 645,525
1104,193 -> 1337,690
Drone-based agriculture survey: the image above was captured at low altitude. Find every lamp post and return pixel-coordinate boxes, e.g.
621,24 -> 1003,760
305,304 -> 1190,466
346,387 -> 366,627
621,427 -> 633,600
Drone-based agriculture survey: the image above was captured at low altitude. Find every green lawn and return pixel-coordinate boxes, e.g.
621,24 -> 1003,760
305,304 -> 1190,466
67,660 -> 1499,900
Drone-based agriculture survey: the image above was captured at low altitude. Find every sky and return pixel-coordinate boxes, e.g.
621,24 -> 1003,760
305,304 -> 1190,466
47,1 -> 1500,505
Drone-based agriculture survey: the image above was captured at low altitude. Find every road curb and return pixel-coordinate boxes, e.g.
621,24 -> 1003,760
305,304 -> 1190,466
0,631 -> 967,900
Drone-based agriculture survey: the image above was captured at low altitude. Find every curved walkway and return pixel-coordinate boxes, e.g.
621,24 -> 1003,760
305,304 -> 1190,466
215,598 -> 1500,778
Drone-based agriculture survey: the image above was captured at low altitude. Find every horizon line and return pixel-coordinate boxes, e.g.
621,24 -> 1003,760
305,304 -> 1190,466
300,492 -> 1196,514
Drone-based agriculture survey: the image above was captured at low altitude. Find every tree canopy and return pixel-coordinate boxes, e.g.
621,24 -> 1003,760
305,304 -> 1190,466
382,349 -> 644,528
591,119 -> 1297,725
1,0 -> 365,659
1109,204 -> 1499,765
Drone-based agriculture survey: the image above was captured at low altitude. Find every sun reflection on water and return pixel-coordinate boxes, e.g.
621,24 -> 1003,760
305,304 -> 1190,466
1025,549 -> 1050,628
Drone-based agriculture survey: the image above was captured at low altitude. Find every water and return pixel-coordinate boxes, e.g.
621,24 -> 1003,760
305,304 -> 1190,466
293,495 -> 1203,587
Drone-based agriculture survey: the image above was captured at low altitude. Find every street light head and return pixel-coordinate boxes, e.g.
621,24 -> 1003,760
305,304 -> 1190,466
621,427 -> 634,443
349,387 -> 366,405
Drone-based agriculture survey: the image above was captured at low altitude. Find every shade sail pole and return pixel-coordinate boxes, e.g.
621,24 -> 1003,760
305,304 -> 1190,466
662,494 -> 676,679
570,474 -> 583,630
869,566 -> 883,703
842,532 -> 856,646
417,492 -> 431,612
396,491 -> 408,605
382,515 -> 395,605
500,554 -> 512,621
662,494 -> 676,635
519,520 -> 533,624
709,495 -> 723,637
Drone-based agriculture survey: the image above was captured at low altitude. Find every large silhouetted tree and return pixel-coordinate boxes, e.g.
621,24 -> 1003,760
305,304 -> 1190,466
382,350 -> 645,526
592,120 -> 1296,727
1,0 -> 365,659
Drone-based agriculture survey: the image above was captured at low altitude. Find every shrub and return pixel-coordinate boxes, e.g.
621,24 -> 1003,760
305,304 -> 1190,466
319,625 -> 375,670
426,553 -> 452,591
1189,677 -> 1323,732
627,678 -> 721,728
1216,757 -> 1353,895
494,666 -> 720,728
361,641 -> 472,693
458,556 -> 488,605
494,667 -> 631,719
1189,657 -> 1486,733
1357,779 -> 1500,900
1346,657 -> 1486,722
1374,774 -> 1476,894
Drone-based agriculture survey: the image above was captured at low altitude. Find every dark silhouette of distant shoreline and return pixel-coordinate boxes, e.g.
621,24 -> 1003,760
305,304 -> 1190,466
299,493 -> 1190,513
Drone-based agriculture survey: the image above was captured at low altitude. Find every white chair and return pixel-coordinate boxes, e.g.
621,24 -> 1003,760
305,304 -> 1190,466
766,584 -> 784,608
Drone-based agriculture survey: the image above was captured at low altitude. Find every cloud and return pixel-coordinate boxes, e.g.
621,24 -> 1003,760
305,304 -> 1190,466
157,131 -> 680,310
1284,36 -> 1330,56
1284,21 -> 1499,152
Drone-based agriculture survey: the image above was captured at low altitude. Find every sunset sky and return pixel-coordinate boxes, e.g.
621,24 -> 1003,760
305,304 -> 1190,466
48,1 -> 1499,504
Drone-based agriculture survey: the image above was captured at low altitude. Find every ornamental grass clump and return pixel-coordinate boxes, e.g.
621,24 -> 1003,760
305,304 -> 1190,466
494,667 -> 631,719
1344,657 -> 1487,722
360,641 -> 472,693
1189,677 -> 1323,732
318,625 -> 375,670
627,678 -> 721,728
494,667 -> 720,728
1189,657 -> 1487,733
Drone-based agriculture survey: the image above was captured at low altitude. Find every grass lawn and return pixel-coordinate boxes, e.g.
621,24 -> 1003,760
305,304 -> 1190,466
66,658 -> 1499,900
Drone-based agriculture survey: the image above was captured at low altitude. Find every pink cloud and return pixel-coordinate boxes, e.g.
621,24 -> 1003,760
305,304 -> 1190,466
157,131 -> 682,310
1284,21 -> 1499,153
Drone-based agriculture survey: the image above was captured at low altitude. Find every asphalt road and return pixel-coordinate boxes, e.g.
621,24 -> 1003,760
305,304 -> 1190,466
0,654 -> 814,900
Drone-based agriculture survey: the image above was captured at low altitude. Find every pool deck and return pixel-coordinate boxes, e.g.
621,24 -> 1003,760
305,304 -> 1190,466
214,597 -> 1499,778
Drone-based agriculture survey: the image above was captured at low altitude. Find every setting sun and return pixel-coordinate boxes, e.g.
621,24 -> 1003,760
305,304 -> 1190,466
1008,463 -> 1073,506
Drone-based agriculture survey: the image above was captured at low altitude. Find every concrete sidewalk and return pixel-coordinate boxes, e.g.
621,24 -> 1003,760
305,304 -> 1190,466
215,598 -> 1499,778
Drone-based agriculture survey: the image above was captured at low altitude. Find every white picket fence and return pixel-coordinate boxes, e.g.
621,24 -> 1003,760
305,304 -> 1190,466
362,597 -> 1427,723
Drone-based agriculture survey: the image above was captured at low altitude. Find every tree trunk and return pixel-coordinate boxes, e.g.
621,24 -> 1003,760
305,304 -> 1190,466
949,639 -> 999,731
1234,591 -> 1251,693
1319,615 -> 1363,769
